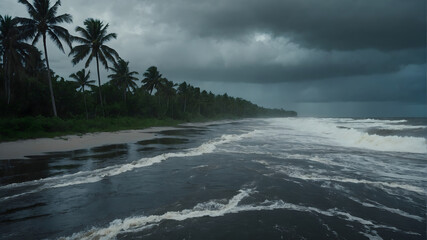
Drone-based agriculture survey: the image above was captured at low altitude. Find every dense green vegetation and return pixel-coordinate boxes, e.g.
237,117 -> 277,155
0,116 -> 183,141
0,0 -> 296,141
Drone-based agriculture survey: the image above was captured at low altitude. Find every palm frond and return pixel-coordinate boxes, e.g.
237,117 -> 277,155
47,0 -> 61,21
75,26 -> 91,40
17,0 -> 38,19
51,13 -> 72,24
70,35 -> 90,44
101,32 -> 117,43
100,45 -> 118,65
50,25 -> 72,49
98,51 -> 109,69
30,32 -> 41,45
84,52 -> 94,68
47,29 -> 65,53
70,44 -> 90,65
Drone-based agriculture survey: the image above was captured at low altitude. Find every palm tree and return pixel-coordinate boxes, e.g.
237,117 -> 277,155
108,59 -> 138,103
156,78 -> 177,116
69,69 -> 94,119
0,15 -> 37,104
142,66 -> 162,95
177,81 -> 189,113
69,18 -> 119,116
17,0 -> 73,117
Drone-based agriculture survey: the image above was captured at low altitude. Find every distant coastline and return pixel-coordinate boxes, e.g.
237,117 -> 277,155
0,117 -> 292,160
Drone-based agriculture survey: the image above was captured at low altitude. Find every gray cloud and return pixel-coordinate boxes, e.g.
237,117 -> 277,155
150,0 -> 426,51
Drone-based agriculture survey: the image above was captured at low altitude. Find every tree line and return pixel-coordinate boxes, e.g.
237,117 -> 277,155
0,0 -> 296,120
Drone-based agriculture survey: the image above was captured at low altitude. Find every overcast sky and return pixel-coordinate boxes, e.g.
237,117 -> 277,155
1,0 -> 426,117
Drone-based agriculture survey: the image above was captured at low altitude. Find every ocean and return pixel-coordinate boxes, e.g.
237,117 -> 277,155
0,117 -> 426,239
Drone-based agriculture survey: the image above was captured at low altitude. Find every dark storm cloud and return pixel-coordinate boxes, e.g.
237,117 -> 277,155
152,0 -> 426,51
166,48 -> 425,83
141,0 -> 426,83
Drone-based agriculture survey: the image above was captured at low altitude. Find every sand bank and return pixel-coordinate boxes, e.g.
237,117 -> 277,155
0,126 -> 178,160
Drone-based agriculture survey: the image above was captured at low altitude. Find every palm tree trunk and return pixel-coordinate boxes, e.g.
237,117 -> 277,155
6,61 -> 10,104
4,55 -> 9,104
95,54 -> 105,116
3,53 -> 7,103
170,97 -> 174,118
83,87 -> 88,120
165,97 -> 169,116
43,34 -> 58,117
124,87 -> 127,103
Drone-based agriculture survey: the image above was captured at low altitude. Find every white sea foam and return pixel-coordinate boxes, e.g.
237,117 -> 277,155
268,164 -> 426,195
0,132 -> 254,201
335,118 -> 425,131
293,173 -> 425,195
59,188 -> 410,240
269,118 -> 427,154
348,197 -> 424,222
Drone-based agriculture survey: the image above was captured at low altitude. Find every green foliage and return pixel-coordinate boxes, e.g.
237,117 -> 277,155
0,116 -> 182,141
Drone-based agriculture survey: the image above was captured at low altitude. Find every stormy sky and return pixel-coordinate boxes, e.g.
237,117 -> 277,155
1,0 -> 426,117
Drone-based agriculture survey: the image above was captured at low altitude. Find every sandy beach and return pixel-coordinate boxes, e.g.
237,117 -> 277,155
0,119 -> 244,160
0,126 -> 178,160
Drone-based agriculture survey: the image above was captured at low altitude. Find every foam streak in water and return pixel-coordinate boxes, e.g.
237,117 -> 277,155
283,170 -> 425,195
348,197 -> 424,222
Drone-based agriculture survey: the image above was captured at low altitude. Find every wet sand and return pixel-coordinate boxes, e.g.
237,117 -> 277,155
0,126 -> 179,160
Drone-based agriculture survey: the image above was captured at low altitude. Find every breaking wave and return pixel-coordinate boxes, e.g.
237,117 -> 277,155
269,118 -> 427,154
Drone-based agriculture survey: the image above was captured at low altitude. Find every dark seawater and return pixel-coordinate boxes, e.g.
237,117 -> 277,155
0,118 -> 426,240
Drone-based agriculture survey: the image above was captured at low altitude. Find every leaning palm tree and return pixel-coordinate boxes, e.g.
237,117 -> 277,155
142,66 -> 162,95
17,0 -> 73,117
108,59 -> 138,103
69,69 -> 95,119
0,15 -> 37,104
69,18 -> 119,115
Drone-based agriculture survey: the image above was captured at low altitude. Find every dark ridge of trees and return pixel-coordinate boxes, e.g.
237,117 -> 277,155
0,1 -> 297,121
0,64 -> 297,119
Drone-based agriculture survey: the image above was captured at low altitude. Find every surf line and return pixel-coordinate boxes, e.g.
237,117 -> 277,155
0,131 -> 255,202
59,188 -> 416,240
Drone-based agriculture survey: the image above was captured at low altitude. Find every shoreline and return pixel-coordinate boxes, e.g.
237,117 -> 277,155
0,126 -> 179,160
0,119 -> 246,160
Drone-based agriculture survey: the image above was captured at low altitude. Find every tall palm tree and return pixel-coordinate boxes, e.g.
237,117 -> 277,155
177,81 -> 189,113
142,66 -> 162,95
69,69 -> 94,119
69,18 -> 119,116
108,59 -> 138,103
0,15 -> 37,104
156,78 -> 177,116
17,0 -> 73,117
